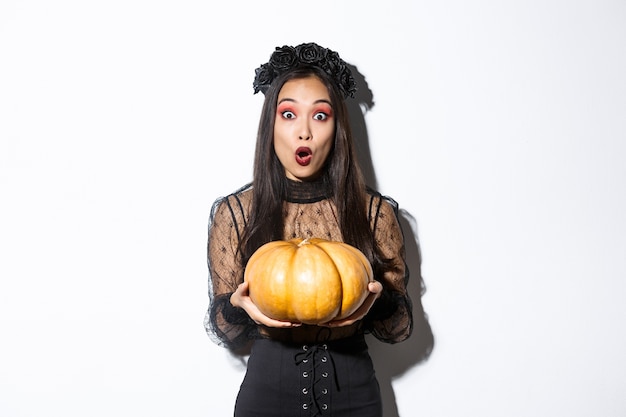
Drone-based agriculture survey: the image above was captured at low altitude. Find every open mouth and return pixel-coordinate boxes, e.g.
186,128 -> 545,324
295,147 -> 312,166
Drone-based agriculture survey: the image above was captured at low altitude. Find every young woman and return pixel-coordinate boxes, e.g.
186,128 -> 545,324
204,42 -> 413,417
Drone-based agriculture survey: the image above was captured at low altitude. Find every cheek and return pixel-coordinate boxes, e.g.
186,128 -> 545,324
321,125 -> 336,148
317,133 -> 335,163
273,124 -> 287,150
272,134 -> 291,165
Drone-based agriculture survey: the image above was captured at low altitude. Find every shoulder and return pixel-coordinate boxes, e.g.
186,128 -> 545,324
365,186 -> 400,220
210,183 -> 253,221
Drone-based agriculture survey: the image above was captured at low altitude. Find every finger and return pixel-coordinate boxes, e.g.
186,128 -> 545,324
368,281 -> 383,294
259,317 -> 302,328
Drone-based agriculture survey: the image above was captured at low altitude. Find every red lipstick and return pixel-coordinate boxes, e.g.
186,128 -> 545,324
295,147 -> 312,166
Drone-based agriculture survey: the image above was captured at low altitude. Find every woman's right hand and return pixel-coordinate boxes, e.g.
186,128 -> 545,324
230,282 -> 301,328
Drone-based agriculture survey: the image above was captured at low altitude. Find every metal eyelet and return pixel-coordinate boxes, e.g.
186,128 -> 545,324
302,403 -> 308,410
322,372 -> 328,378
302,388 -> 308,394
322,388 -> 328,395
302,371 -> 309,378
322,404 -> 328,410
321,356 -> 327,363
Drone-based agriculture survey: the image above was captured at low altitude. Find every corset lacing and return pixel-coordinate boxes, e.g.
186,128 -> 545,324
294,343 -> 339,416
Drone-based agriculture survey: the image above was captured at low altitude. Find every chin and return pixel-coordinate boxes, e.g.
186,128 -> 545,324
288,173 -> 312,182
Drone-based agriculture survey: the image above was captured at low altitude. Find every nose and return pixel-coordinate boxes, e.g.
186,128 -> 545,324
298,119 -> 312,140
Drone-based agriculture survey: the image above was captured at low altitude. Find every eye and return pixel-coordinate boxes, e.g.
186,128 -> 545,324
281,110 -> 296,119
313,112 -> 328,121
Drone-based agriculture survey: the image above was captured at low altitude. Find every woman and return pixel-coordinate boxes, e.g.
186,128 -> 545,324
205,42 -> 413,417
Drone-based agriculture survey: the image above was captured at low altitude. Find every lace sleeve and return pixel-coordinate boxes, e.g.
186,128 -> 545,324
203,191 -> 257,350
365,194 -> 413,344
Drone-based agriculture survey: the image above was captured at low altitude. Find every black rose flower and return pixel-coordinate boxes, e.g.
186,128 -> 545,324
269,45 -> 297,72
253,63 -> 274,94
296,43 -> 326,65
337,68 -> 356,98
323,50 -> 341,73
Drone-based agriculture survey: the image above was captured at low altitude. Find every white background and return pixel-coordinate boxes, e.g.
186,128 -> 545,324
1,1 -> 625,416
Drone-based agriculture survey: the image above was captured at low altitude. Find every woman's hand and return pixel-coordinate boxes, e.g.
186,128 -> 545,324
230,281 -> 301,328
321,280 -> 383,328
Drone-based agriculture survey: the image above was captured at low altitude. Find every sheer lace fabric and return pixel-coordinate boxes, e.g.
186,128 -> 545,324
204,180 -> 413,351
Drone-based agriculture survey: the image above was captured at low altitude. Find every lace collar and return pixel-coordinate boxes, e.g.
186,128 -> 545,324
285,177 -> 332,203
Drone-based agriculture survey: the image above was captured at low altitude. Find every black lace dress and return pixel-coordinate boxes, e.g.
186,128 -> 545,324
204,179 -> 413,416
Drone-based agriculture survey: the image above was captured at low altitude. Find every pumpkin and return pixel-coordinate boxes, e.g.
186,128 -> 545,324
244,237 -> 373,324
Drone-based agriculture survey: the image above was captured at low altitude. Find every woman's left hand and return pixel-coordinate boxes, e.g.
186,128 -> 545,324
321,281 -> 383,327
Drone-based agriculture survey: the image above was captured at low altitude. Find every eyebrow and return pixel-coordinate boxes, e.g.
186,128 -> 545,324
277,98 -> 333,106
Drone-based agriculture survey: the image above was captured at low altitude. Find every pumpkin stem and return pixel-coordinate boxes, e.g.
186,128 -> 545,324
298,238 -> 311,247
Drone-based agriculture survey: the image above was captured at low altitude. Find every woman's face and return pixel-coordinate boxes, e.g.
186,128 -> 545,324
273,76 -> 335,181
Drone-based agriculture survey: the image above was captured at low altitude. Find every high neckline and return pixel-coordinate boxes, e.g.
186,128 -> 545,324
285,177 -> 333,203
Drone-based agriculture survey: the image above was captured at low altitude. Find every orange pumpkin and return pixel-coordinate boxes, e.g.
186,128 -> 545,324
244,237 -> 373,324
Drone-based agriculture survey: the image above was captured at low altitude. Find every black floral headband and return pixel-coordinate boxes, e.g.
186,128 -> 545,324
253,42 -> 357,99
